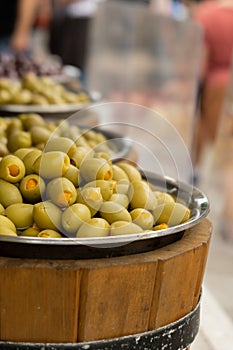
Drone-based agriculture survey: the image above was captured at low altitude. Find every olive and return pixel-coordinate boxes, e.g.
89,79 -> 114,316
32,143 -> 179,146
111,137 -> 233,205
0,179 -> 22,207
116,163 -> 142,182
62,203 -> 91,235
112,164 -> 129,181
19,174 -> 45,203
22,149 -> 42,175
153,202 -> 191,226
83,180 -> 114,201
30,126 -> 52,145
130,181 -> 157,210
0,214 -> 17,232
45,137 -> 77,157
33,201 -> 62,230
20,225 -> 40,237
0,142 -> 9,157
109,193 -> 129,208
6,118 -> 23,137
5,203 -> 33,229
130,208 -> 154,230
7,130 -> 32,153
14,147 -> 33,160
154,191 -> 175,205
0,226 -> 17,236
110,221 -> 143,236
69,146 -> 92,168
33,151 -> 70,178
0,89 -> 12,104
76,187 -> 103,216
100,201 -> 132,224
46,177 -> 77,207
76,218 -> 110,238
38,229 -> 62,238
64,164 -> 79,187
0,154 -> 25,183
19,113 -> 46,130
79,158 -> 113,183
0,203 -> 5,214
31,94 -> 49,105
10,89 -> 32,104
94,152 -> 111,162
114,179 -> 132,196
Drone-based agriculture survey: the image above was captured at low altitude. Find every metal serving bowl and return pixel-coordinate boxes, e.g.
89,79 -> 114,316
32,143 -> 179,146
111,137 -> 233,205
0,172 -> 209,260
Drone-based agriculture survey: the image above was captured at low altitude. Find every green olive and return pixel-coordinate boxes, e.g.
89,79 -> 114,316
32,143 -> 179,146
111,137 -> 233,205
94,152 -> 111,163
130,180 -> 157,210
154,191 -> 175,205
153,202 -> 191,226
38,229 -> 62,238
0,142 -> 9,157
45,137 -> 77,157
62,203 -> 91,235
112,164 -> 129,181
19,174 -> 45,203
22,149 -> 42,175
0,154 -> 25,183
79,158 -> 113,183
63,164 -> 79,187
0,214 -> 17,232
30,126 -> 52,146
0,179 -> 22,207
46,177 -> 77,207
33,151 -> 70,178
130,208 -> 154,230
20,226 -> 40,237
83,180 -> 114,201
10,89 -> 32,104
5,203 -> 33,229
114,179 -> 132,196
109,193 -> 129,208
33,201 -> 62,230
116,163 -> 142,182
0,203 -> 5,214
19,113 -> 46,130
7,130 -> 32,153
0,226 -> 17,236
100,201 -> 132,224
14,148 -> 34,160
6,119 -> 23,137
70,146 -> 93,168
76,187 -> 103,216
76,218 -> 110,238
110,221 -> 143,236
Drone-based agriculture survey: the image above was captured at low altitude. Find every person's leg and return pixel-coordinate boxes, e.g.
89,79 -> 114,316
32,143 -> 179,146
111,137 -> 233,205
194,84 -> 226,165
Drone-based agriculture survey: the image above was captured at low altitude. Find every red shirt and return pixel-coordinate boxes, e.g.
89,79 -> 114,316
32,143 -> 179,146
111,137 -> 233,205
194,2 -> 233,86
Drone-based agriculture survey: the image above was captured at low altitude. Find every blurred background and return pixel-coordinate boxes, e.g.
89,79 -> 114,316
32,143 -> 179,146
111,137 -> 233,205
1,0 -> 233,348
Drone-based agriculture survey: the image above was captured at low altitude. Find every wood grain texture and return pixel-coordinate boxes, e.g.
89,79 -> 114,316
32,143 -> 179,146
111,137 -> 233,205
0,219 -> 212,343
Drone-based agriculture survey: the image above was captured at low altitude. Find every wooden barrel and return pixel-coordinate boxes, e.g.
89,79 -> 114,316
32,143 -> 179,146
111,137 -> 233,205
0,218 -> 212,347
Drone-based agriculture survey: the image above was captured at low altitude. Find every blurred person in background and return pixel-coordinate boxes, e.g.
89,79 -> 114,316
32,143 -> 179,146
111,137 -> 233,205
49,0 -> 106,83
0,0 -> 42,54
192,0 -> 233,170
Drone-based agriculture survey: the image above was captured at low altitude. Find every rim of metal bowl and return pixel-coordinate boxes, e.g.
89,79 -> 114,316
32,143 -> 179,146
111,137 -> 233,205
0,172 -> 210,247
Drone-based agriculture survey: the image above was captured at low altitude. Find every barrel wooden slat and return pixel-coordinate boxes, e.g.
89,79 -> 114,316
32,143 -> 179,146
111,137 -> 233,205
78,262 -> 157,341
0,262 -> 80,343
0,219 -> 212,344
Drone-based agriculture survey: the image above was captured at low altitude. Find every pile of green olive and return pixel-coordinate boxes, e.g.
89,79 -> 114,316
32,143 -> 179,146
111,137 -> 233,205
0,73 -> 90,105
0,113 -> 113,157
0,113 -> 191,239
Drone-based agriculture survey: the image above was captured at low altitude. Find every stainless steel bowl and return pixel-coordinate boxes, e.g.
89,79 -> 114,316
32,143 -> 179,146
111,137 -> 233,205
0,172 -> 209,259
